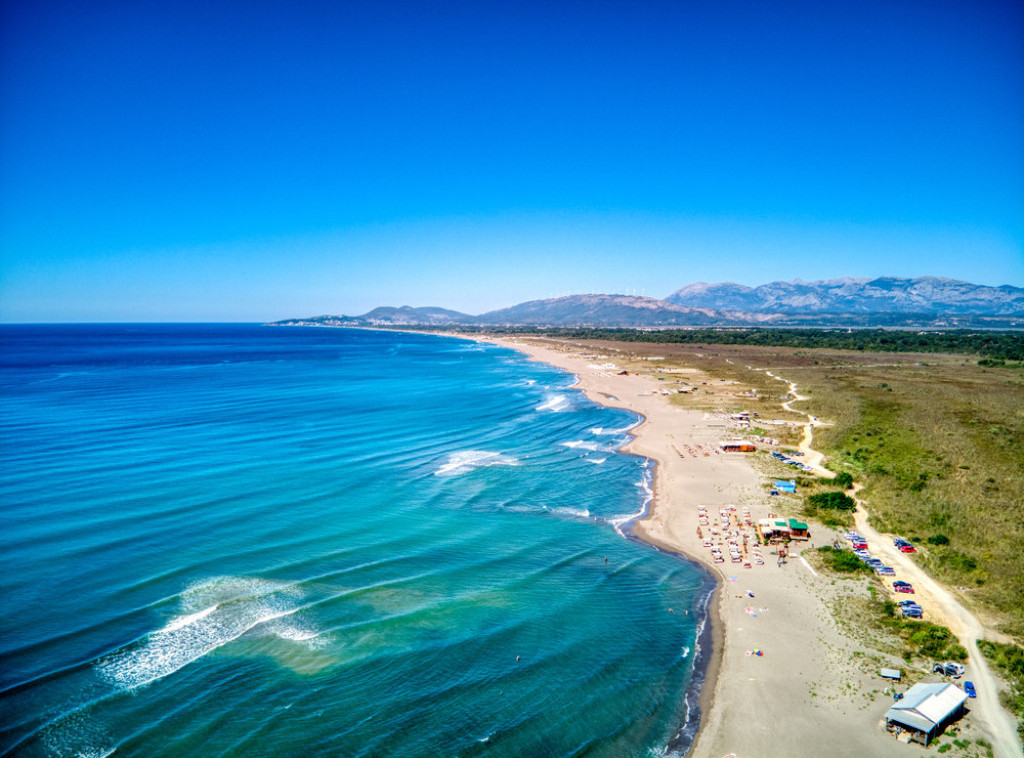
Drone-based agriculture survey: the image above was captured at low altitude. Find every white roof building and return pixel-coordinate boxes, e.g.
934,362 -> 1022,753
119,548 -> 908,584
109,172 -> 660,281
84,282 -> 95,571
885,682 -> 968,745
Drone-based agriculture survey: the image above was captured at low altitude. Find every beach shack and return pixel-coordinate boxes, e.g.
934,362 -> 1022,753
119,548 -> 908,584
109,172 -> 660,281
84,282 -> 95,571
885,682 -> 968,745
772,480 -> 797,494
720,440 -> 756,453
757,518 -> 810,542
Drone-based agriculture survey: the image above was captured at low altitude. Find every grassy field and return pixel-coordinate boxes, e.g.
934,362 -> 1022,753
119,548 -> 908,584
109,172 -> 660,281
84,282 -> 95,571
545,338 -> 1024,640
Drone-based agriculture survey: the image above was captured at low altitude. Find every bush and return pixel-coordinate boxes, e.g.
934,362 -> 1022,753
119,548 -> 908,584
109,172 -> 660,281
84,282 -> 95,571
834,472 -> 854,489
807,491 -> 857,510
817,546 -> 872,574
927,534 -> 950,546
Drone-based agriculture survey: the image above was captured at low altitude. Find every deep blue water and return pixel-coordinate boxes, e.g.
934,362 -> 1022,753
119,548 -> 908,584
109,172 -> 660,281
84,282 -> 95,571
0,324 -> 711,758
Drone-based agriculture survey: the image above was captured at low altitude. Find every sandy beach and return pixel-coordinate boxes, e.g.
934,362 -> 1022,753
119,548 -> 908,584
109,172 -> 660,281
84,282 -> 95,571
481,335 -> 943,758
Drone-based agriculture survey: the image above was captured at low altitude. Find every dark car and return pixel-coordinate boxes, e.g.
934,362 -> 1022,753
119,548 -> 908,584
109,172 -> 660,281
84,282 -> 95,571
964,681 -> 976,698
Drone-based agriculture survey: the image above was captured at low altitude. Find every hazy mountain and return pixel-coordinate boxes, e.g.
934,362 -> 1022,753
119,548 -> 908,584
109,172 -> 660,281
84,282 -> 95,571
666,277 -> 1024,315
476,294 -> 721,326
358,306 -> 474,325
270,276 -> 1024,330
273,306 -> 472,328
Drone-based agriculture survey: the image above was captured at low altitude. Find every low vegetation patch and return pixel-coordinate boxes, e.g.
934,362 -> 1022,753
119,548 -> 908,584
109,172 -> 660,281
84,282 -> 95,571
807,491 -> 857,510
815,546 -> 872,574
803,491 -> 857,528
977,640 -> 1024,741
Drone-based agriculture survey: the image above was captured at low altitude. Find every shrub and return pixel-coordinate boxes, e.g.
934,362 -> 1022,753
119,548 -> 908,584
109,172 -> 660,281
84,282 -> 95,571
834,472 -> 854,489
927,534 -> 950,546
817,546 -> 872,574
807,491 -> 857,510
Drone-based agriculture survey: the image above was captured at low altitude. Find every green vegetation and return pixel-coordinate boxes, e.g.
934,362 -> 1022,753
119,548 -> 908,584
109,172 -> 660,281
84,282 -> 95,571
816,545 -> 872,574
514,327 -> 1024,360
807,491 -> 857,510
804,491 -> 858,528
977,640 -> 1024,740
834,471 -> 854,489
881,610 -> 967,662
805,361 -> 1024,637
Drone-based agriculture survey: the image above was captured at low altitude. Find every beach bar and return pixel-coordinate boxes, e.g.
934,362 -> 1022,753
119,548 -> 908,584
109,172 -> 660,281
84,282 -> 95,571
757,518 -> 810,542
720,440 -> 756,453
885,682 -> 968,745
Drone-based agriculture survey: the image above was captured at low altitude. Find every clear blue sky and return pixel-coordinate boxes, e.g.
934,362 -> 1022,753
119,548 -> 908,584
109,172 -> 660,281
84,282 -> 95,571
2,0 -> 1021,321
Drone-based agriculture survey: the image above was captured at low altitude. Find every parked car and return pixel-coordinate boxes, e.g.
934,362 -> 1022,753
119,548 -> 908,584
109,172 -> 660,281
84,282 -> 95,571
932,662 -> 965,678
876,566 -> 896,576
901,606 -> 923,618
893,582 -> 915,593
899,545 -> 917,553
964,681 -> 976,698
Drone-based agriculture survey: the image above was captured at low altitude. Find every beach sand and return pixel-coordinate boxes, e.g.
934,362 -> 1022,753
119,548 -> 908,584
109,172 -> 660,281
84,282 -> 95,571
485,335 -> 918,758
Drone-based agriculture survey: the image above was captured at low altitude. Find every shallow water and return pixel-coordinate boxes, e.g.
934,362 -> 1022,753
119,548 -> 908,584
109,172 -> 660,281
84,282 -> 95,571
0,325 -> 710,758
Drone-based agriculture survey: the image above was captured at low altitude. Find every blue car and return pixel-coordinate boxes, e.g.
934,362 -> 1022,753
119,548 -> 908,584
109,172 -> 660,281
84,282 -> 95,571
964,681 -> 976,698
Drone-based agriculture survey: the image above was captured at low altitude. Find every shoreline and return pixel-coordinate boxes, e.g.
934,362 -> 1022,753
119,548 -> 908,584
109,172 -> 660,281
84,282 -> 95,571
481,335 -> 731,757
470,332 -> 917,758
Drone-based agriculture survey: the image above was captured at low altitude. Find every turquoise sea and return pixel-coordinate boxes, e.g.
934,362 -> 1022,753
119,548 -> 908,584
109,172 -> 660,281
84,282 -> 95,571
0,325 -> 712,758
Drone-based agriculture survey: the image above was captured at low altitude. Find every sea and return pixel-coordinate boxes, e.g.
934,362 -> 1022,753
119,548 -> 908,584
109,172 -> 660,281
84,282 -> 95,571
0,324 -> 713,758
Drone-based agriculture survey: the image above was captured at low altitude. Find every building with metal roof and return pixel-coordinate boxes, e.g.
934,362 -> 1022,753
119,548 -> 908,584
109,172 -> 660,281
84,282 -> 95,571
885,682 -> 968,745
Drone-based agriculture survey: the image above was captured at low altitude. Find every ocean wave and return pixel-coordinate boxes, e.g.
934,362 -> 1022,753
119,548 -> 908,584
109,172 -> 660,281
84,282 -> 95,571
559,440 -> 607,452
535,393 -> 571,412
433,450 -> 519,476
95,576 -> 316,690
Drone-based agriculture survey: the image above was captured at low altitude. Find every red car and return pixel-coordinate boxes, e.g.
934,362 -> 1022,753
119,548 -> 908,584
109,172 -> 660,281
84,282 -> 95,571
893,581 -> 915,593
899,545 -> 917,553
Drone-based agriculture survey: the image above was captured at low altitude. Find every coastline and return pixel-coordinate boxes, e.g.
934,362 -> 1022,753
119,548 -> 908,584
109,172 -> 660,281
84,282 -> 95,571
475,333 -> 913,758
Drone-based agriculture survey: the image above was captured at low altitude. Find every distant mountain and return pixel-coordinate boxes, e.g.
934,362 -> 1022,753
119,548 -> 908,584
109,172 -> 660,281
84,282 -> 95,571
476,294 -> 722,326
666,277 -> 1024,316
274,306 -> 472,328
358,306 -> 473,325
270,276 -> 1024,330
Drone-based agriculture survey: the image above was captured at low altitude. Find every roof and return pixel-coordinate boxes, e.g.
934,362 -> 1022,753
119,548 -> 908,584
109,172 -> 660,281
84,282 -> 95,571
788,518 -> 809,531
886,683 -> 967,733
880,668 -> 902,680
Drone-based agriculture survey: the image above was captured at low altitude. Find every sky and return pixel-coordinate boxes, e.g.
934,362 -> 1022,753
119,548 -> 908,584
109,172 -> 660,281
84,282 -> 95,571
1,0 -> 1022,322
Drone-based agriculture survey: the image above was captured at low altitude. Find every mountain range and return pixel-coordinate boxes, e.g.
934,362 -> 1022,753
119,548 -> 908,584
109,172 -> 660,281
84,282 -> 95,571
273,277 -> 1024,329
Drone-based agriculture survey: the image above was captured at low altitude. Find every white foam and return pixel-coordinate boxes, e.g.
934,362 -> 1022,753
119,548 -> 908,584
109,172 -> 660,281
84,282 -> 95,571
161,604 -> 218,632
560,440 -> 605,452
587,457 -> 607,465
547,506 -> 591,520
434,450 -> 518,476
95,576 -> 314,690
535,393 -> 570,412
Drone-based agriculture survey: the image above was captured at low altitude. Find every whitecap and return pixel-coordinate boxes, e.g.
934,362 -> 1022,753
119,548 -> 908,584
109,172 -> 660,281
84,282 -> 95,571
434,450 -> 519,476
95,576 -> 313,690
535,394 -> 570,412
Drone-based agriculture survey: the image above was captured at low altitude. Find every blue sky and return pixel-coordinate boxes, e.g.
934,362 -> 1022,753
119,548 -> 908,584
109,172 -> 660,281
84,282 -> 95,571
1,0 -> 1021,321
